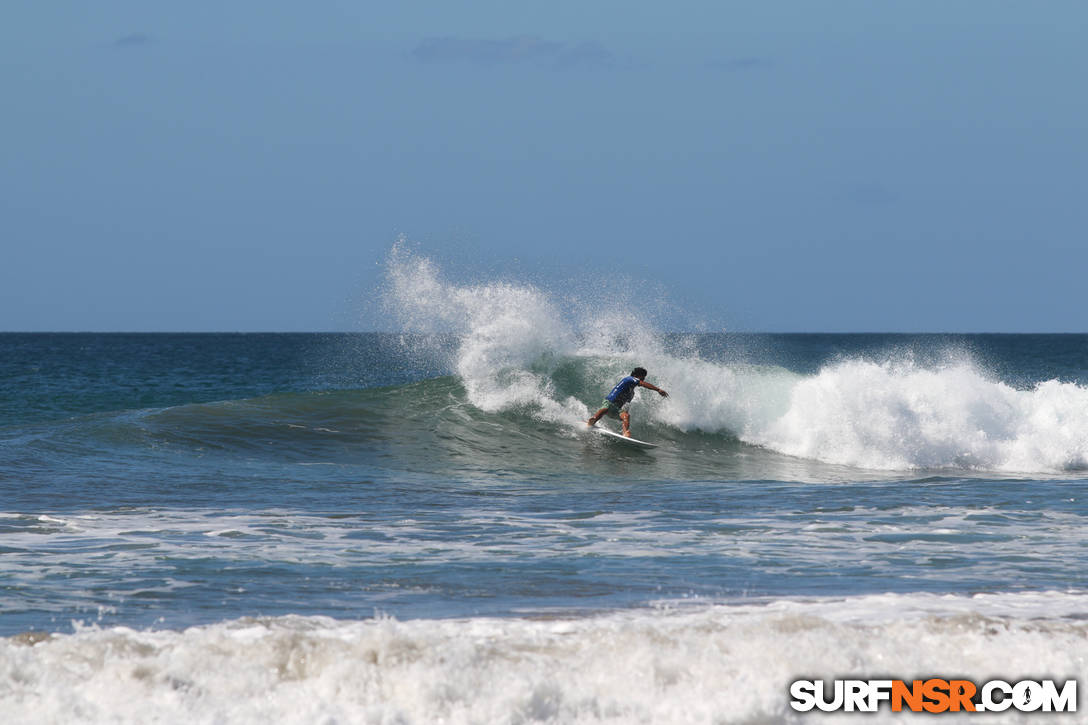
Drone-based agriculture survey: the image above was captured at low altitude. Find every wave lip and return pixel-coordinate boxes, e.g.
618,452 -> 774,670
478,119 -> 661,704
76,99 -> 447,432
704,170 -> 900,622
4,592 -> 1086,724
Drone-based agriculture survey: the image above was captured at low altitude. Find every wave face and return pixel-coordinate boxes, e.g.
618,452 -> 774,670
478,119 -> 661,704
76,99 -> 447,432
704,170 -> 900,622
5,593 -> 1087,724
384,244 -> 1088,474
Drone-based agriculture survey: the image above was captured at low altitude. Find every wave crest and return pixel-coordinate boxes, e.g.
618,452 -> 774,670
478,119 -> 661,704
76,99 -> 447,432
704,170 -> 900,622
750,359 -> 1088,472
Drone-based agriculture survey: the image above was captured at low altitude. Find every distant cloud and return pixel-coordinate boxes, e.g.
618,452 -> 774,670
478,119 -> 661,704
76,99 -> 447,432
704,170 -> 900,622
706,57 -> 774,72
554,41 -> 613,70
412,35 -> 611,69
113,32 -> 153,49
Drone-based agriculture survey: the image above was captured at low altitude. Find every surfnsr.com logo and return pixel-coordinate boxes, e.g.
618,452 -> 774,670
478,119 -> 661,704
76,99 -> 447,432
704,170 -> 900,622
790,679 -> 1077,713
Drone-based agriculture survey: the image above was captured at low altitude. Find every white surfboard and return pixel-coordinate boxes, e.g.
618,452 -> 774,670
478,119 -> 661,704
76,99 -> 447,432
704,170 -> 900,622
592,426 -> 658,448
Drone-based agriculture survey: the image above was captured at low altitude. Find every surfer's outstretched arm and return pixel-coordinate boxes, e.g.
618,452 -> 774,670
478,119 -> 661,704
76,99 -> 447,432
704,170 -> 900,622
638,381 -> 669,397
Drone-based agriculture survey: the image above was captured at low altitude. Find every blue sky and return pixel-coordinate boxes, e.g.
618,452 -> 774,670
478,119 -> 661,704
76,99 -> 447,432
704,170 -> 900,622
3,1 -> 1085,331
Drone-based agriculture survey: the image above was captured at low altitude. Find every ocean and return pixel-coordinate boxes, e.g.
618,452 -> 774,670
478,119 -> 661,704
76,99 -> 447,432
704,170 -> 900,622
3,252 -> 1088,722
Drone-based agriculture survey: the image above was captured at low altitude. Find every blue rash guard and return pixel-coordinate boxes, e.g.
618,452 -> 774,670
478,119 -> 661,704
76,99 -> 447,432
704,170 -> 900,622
605,376 -> 641,407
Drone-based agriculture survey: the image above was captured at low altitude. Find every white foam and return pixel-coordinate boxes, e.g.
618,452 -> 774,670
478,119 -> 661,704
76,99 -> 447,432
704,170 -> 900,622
4,593 -> 1087,724
384,244 -> 1088,474
746,358 -> 1088,472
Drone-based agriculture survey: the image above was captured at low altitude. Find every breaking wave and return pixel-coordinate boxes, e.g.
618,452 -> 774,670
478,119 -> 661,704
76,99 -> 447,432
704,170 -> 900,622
383,242 -> 1088,474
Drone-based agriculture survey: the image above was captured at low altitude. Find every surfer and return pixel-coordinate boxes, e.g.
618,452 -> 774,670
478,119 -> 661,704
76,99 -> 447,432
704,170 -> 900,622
587,367 -> 668,437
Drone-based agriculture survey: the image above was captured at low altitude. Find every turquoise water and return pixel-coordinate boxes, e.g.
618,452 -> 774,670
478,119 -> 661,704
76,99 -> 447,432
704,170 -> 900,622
3,323 -> 1088,721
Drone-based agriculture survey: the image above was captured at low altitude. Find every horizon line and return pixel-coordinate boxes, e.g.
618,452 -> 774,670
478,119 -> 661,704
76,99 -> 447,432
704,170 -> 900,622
2,330 -> 1085,336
